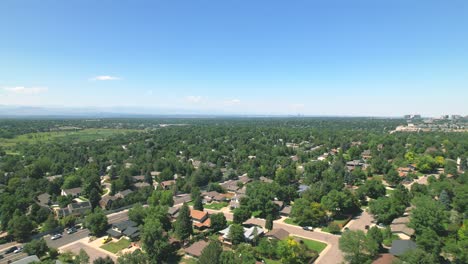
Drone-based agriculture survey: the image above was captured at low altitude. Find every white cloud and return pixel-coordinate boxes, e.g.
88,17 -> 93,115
229,99 -> 241,104
2,86 -> 48,95
185,95 -> 203,103
90,75 -> 121,81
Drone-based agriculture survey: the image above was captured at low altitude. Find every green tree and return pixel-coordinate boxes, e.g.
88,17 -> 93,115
409,196 -> 448,235
89,188 -> 101,210
228,224 -> 245,245
23,238 -> 49,258
439,190 -> 451,210
199,240 -> 223,264
339,230 -> 379,264
193,195 -> 204,211
147,190 -> 173,207
384,168 -> 401,186
210,213 -> 227,232
367,226 -> 383,248
141,218 -> 170,262
85,210 -> 108,235
43,214 -> 59,232
265,214 -> 274,230
394,248 -> 438,264
117,250 -> 148,264
174,203 -> 192,240
321,190 -> 359,216
290,199 -> 326,227
233,207 -> 251,224
8,214 -> 34,242
93,256 -> 115,264
128,203 -> 147,225
276,237 -> 308,264
76,248 -> 90,264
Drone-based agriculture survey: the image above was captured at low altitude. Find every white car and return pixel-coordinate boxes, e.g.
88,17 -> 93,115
51,234 -> 62,240
13,247 -> 23,254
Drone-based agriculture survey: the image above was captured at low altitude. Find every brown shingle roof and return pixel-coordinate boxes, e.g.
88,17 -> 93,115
190,209 -> 208,222
184,240 -> 209,258
265,228 -> 290,240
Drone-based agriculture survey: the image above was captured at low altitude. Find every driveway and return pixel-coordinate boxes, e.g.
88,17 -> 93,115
345,210 -> 375,232
60,241 -> 116,262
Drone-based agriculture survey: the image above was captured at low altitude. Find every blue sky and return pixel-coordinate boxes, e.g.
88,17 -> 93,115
0,0 -> 467,116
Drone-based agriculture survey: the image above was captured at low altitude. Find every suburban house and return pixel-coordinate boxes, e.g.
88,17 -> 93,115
11,255 -> 41,264
168,206 -> 180,220
229,193 -> 245,209
46,174 -> 62,182
132,175 -> 145,182
280,205 -> 292,217
190,209 -> 211,229
115,189 -> 133,199
397,167 -> 415,177
160,180 -> 176,190
202,191 -> 227,203
61,187 -> 82,197
389,240 -> 417,256
173,194 -> 192,205
36,193 -> 51,208
134,182 -> 150,189
390,216 -> 415,239
273,200 -> 284,209
265,228 -> 290,240
346,160 -> 365,171
259,176 -> 273,183
55,201 -> 92,218
106,220 -> 140,241
219,225 -> 264,244
99,196 -> 118,209
362,150 -> 372,160
297,184 -> 310,194
184,240 -> 209,259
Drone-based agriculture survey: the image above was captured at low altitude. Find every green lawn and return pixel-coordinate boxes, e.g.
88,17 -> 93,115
204,202 -> 228,210
332,215 -> 351,226
264,259 -> 282,264
284,218 -> 300,226
296,237 -> 327,253
100,238 -> 131,254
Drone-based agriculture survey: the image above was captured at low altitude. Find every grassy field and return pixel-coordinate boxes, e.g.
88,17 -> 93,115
100,238 -> 131,254
204,202 -> 228,210
0,128 -> 139,150
297,237 -> 327,253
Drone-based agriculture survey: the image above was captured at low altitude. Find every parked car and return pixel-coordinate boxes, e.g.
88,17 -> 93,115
66,227 -> 77,234
51,234 -> 62,240
4,246 -> 17,254
302,226 -> 314,231
13,247 -> 23,253
102,236 -> 112,244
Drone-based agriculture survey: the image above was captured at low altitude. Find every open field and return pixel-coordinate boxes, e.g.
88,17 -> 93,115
0,128 -> 139,151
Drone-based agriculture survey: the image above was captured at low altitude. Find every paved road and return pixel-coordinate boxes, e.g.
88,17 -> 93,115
45,228 -> 90,249
0,252 -> 27,264
205,209 -> 344,264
